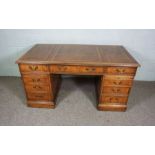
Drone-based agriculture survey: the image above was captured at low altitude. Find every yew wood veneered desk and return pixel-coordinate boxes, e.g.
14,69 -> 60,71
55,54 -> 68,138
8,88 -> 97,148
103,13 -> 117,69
16,44 -> 140,112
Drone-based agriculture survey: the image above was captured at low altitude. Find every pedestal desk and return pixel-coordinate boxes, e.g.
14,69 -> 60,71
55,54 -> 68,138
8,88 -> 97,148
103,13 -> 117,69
16,44 -> 140,111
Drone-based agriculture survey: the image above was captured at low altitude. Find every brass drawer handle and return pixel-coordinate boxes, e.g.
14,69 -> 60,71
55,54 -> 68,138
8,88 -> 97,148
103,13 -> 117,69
35,95 -> 43,98
109,97 -> 118,102
32,79 -> 41,82
58,66 -> 67,71
116,68 -> 126,73
112,88 -> 120,93
114,81 -> 122,85
33,85 -> 42,89
29,65 -> 38,71
85,68 -> 96,72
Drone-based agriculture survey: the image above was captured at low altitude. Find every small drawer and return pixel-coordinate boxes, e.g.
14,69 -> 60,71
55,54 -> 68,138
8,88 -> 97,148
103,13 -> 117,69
22,75 -> 50,84
103,79 -> 133,87
27,93 -> 51,101
20,64 -> 49,73
25,84 -> 50,92
50,65 -> 79,73
106,67 -> 136,75
80,66 -> 103,74
104,75 -> 134,80
101,96 -> 128,103
102,87 -> 130,94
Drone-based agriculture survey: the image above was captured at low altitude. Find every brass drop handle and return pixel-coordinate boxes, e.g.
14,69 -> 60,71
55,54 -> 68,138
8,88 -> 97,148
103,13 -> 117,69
37,79 -> 40,82
109,97 -> 113,102
112,88 -> 120,93
58,66 -> 67,71
35,95 -> 43,98
85,68 -> 96,71
116,68 -> 125,73
29,65 -> 38,71
33,85 -> 42,89
114,81 -> 122,85
32,79 -> 40,82
109,97 -> 118,102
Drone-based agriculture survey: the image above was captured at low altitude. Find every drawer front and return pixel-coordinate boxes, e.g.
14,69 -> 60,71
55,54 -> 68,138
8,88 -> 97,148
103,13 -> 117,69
23,75 -> 50,84
50,65 -> 104,74
103,79 -> 133,87
27,93 -> 51,101
102,87 -> 130,94
101,96 -> 128,103
20,64 -> 49,73
25,84 -> 50,92
106,67 -> 136,75
80,66 -> 103,74
104,75 -> 134,80
50,65 -> 79,73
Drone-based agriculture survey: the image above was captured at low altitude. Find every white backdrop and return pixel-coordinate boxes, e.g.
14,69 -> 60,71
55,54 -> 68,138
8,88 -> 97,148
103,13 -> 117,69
0,29 -> 154,81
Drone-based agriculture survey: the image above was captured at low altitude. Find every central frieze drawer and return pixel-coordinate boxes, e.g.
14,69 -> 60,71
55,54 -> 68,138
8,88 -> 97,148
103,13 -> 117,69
80,66 -> 103,74
50,65 -> 104,74
50,65 -> 80,73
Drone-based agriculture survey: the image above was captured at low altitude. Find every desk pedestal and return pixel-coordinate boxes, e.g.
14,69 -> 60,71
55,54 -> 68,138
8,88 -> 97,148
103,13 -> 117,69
19,64 -> 136,112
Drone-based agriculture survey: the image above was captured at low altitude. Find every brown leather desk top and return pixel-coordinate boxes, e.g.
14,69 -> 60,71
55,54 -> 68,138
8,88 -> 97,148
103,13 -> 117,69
16,44 -> 140,67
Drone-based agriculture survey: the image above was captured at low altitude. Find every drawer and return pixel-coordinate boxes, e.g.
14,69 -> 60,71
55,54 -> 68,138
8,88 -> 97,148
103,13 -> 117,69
50,65 -> 104,74
20,64 -> 49,73
80,66 -> 103,74
22,75 -> 50,84
27,93 -> 51,101
50,65 -> 79,73
101,96 -> 128,103
103,79 -> 133,87
106,67 -> 136,75
25,84 -> 50,92
102,87 -> 130,94
104,75 -> 134,80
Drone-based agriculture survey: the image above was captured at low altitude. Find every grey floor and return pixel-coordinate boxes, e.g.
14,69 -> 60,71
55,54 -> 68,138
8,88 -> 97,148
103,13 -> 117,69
0,76 -> 155,126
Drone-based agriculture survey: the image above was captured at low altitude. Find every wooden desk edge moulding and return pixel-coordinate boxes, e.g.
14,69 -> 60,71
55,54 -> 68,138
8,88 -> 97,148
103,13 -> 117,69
16,44 -> 140,112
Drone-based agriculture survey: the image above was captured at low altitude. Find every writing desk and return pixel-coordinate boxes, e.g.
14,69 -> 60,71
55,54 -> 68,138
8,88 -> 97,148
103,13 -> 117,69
16,44 -> 140,111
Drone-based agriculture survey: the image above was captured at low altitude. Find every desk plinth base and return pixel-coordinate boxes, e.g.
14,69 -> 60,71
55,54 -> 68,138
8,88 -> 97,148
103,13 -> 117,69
97,104 -> 127,112
27,101 -> 55,109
